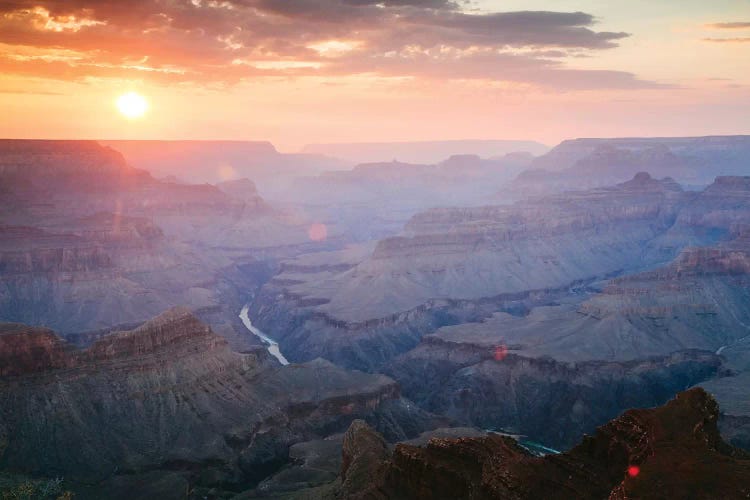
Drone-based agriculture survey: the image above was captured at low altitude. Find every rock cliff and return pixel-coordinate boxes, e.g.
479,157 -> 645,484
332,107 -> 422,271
338,388 -> 750,499
0,140 -> 322,338
385,335 -> 724,450
250,174 -> 750,374
0,310 -> 429,496
250,173 -> 694,369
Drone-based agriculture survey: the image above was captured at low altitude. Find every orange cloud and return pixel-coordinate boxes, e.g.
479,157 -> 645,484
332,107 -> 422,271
705,21 -> 750,29
0,0 -> 655,90
703,37 -> 750,43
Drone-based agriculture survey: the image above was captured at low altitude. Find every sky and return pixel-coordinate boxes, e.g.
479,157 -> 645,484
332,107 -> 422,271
0,0 -> 748,151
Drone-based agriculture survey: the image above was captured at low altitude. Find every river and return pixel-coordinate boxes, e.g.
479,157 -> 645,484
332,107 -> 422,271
239,305 -> 289,365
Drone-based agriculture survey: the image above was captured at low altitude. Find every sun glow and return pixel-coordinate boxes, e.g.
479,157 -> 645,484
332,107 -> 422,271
116,92 -> 148,119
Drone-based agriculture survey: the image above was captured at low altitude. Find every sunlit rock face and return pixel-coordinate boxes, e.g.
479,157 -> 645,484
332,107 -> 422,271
0,309 -> 430,494
0,139 -> 253,220
336,389 -> 750,500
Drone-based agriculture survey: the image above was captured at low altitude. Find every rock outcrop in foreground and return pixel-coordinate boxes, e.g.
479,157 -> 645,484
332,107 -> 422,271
0,309 -> 431,498
385,341 -> 724,450
339,388 -> 750,499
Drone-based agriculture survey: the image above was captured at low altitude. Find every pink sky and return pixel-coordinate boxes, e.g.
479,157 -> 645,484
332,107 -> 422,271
0,0 -> 748,150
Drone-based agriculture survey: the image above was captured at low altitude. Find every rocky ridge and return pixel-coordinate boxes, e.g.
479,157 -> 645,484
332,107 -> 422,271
384,336 -> 724,450
0,309 -> 431,497
502,136 -> 750,199
0,139 -> 328,339
336,388 -> 750,499
250,173 -> 698,369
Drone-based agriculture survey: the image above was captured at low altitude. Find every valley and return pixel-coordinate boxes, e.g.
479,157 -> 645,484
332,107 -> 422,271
2,136 -> 750,498
5,0 -> 750,495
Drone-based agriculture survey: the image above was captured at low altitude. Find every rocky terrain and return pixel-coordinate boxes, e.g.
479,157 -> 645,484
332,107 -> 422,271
0,214 -> 217,334
250,173 -> 750,368
296,154 -> 533,205
249,173 -> 695,370
244,172 -> 750,457
0,140 -> 331,341
505,135 -> 750,198
216,178 -> 270,211
277,153 -> 537,244
0,309 -> 434,498
533,136 -> 750,175
423,229 -> 750,365
385,338 -> 724,449
374,231 -> 750,448
334,388 -> 750,499
3,137 -> 750,498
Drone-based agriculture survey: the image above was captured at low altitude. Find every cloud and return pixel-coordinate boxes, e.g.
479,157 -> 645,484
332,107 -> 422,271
0,88 -> 64,95
406,11 -> 628,49
703,37 -> 750,43
0,0 -> 655,90
705,22 -> 750,29
321,49 -> 665,90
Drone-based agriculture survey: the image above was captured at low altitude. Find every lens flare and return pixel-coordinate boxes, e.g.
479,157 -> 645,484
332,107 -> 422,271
308,223 -> 327,242
494,344 -> 508,361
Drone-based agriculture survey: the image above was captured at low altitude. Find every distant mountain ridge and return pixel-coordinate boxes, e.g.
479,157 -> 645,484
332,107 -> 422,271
512,135 -> 750,196
533,135 -> 750,171
301,140 -> 550,164
101,139 -> 347,185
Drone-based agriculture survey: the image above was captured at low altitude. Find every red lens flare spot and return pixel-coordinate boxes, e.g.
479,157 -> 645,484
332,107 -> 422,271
627,465 -> 640,477
493,344 -> 508,361
340,403 -> 354,415
308,223 -> 327,242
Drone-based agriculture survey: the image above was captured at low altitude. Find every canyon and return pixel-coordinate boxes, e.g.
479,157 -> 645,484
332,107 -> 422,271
246,169 -> 750,466
0,309 -> 434,498
2,137 -> 750,498
0,139 -> 328,344
249,172 -> 730,369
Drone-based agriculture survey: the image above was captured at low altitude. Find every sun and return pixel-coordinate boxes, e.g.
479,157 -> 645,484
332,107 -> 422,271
116,92 -> 148,119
